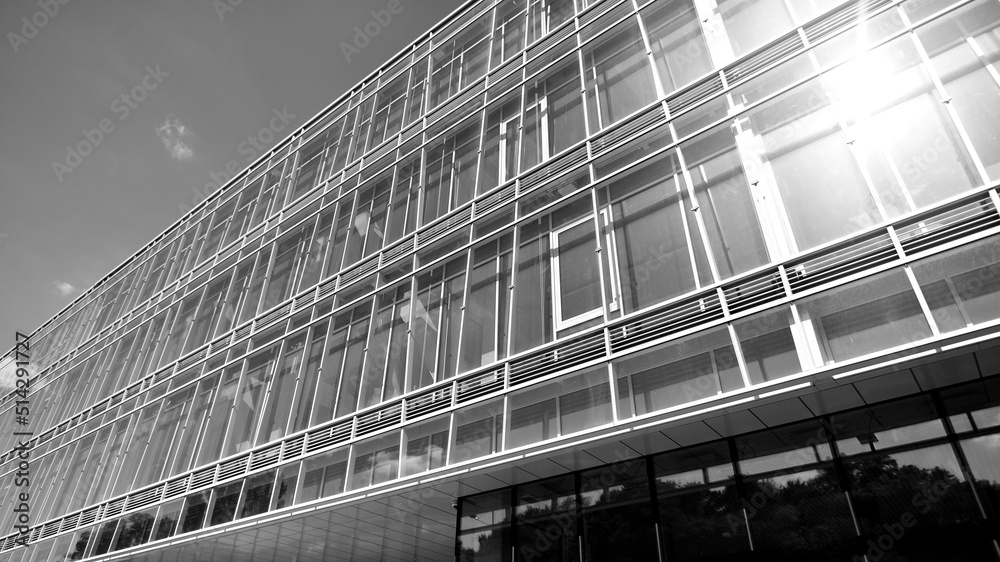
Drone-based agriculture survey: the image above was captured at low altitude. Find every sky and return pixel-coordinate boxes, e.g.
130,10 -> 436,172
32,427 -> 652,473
0,0 -> 463,348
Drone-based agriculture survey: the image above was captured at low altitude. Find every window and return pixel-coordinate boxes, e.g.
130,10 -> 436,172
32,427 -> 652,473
368,73 -> 408,151
917,0 -> 1000,181
642,0 -> 714,94
458,234 -> 513,373
521,60 -> 585,170
615,327 -> 744,417
299,448 -> 348,502
452,399 -> 504,463
823,36 -> 981,219
733,306 -> 803,384
349,434 -> 400,490
357,285 -> 410,410
239,470 -> 275,519
255,332 -> 306,446
429,13 -> 491,108
492,0 -> 526,69
796,269 -> 931,364
551,215 -> 605,329
480,96 -> 521,193
717,0 -> 794,59
599,152 -> 712,313
911,234 -> 1000,333
527,0 -> 574,46
423,119 -> 481,225
223,344 -> 279,456
583,20 -> 659,131
409,258 -> 466,392
401,417 -> 450,476
507,368 -> 612,448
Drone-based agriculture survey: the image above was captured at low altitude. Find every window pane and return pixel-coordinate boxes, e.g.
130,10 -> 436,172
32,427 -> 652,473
584,20 -> 658,130
402,417 -> 450,477
239,470 -> 275,519
458,490 -> 512,562
681,125 -> 770,278
349,434 -> 400,490
601,152 -> 710,313
734,306 -> 803,385
847,444 -> 990,560
180,492 -> 210,534
452,399 -> 504,463
580,459 -> 659,562
744,78 -> 879,250
917,0 -> 1000,180
654,442 -> 749,560
508,368 -> 612,449
911,234 -> 1000,333
300,448 -> 348,503
796,269 -> 931,364
209,481 -> 243,526
823,36 -> 981,218
554,219 -> 603,325
516,476 -> 578,561
615,327 -> 743,416
642,0 -> 713,94
718,0 -> 794,58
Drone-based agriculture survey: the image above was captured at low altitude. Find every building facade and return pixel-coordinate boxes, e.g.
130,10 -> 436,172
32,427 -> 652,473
2,0 -> 1000,560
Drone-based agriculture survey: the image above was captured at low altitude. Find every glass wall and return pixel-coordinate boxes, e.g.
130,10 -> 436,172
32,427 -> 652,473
458,376 -> 1000,561
5,1 -> 1000,556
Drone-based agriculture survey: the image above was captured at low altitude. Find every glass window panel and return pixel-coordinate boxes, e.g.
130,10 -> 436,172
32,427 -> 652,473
642,0 -> 713,94
615,327 -> 744,417
401,416 -> 450,476
522,60 -> 586,170
584,20 -> 658,131
653,441 -> 745,559
334,301 -> 373,418
600,152 -> 711,313
112,510 -> 156,551
179,491 -> 210,534
492,0 -> 526,68
134,384 -> 195,488
921,0 -> 1000,170
349,433 -> 400,490
734,306 -> 803,385
91,520 -> 119,557
238,470 -> 275,519
429,12 -> 491,108
912,234 -> 1000,333
831,396 -> 946,456
960,435 -> 1000,519
458,490 -> 512,562
289,321 -> 328,434
224,344 -> 280,456
579,459 -> 659,561
512,217 -> 553,353
422,119 -> 481,225
796,269 -> 931,364
312,314 -> 350,425
508,368 -> 612,448
300,448 -> 349,503
209,481 -> 243,526
744,78 -> 879,250
718,0 -> 794,58
273,463 -> 299,510
516,475 -> 578,561
552,218 -> 603,327
847,443 -> 990,560
151,499 -> 183,542
256,333 -> 307,445
823,36 -> 981,218
736,420 -> 834,476
452,399 -> 504,463
459,234 -> 514,373
742,468 -> 856,559
681,125 -> 770,278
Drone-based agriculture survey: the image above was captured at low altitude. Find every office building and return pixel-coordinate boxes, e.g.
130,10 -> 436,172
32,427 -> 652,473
2,0 -> 1000,559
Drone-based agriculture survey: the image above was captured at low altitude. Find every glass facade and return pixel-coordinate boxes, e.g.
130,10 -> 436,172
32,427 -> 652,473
2,0 -> 1000,560
460,377 -> 1000,561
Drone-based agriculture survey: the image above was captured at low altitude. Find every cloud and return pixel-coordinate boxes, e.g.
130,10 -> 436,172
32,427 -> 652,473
156,115 -> 193,161
54,281 -> 75,296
